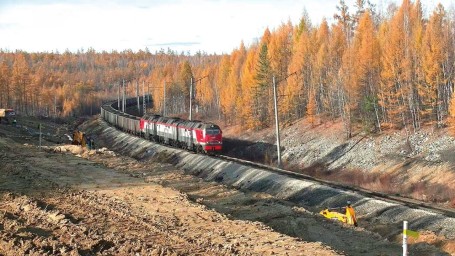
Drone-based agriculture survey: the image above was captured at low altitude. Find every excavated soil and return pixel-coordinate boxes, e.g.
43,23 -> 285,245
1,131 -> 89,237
0,117 -> 336,255
1,116 -> 453,255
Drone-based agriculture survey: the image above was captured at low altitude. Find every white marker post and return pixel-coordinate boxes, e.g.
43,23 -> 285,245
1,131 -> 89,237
403,221 -> 408,256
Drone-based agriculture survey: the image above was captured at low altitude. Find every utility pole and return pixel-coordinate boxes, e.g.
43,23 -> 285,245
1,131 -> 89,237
142,81 -> 146,115
117,82 -> 120,110
272,71 -> 299,168
90,92 -> 93,116
126,81 -> 128,112
136,81 -> 140,113
54,95 -> 57,117
148,84 -> 151,106
122,79 -> 125,112
163,81 -> 167,116
273,76 -> 282,168
189,77 -> 193,120
189,75 -> 208,120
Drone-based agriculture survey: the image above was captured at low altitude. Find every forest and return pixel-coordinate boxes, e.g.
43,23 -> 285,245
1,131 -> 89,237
0,0 -> 454,138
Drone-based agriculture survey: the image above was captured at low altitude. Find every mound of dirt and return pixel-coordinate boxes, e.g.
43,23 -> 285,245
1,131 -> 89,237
0,118 -> 338,256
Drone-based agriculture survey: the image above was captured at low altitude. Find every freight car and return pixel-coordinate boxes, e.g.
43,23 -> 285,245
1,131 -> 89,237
101,98 -> 222,153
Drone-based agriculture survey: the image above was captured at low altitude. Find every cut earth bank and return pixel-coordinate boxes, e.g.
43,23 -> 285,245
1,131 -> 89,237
1,117 -> 337,255
80,117 -> 455,255
222,119 -> 455,208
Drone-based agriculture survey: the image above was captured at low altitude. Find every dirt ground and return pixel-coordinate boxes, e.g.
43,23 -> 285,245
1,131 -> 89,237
0,117 -> 338,255
1,116 -> 453,255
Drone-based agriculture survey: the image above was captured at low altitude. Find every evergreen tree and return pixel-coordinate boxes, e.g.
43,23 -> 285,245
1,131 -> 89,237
254,42 -> 272,128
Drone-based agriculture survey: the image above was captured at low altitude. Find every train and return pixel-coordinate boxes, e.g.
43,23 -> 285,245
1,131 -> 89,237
100,97 -> 222,153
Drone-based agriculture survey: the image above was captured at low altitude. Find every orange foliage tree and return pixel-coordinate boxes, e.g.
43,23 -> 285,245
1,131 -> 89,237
0,0 -> 454,138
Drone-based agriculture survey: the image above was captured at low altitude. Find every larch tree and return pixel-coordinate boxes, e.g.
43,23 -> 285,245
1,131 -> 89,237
217,55 -> 233,123
313,19 -> 330,115
379,1 -> 411,130
268,22 -> 294,125
334,0 -> 354,43
409,0 -> 425,130
422,4 -> 448,127
328,22 -> 347,120
327,23 -> 347,119
240,45 -> 259,129
195,66 -> 215,117
377,20 -> 390,126
11,53 -> 30,114
268,21 -> 293,80
448,91 -> 455,135
306,89 -> 318,126
441,6 -> 454,127
353,0 -> 366,28
400,0 -> 424,132
335,0 -> 355,138
228,42 -> 247,125
1,0 -> 454,133
353,10 -> 381,131
0,61 -> 11,108
31,65 -> 47,116
285,13 -> 312,121
178,60 -> 193,115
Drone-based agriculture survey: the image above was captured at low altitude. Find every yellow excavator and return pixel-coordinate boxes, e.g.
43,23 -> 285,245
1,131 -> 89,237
320,201 -> 358,226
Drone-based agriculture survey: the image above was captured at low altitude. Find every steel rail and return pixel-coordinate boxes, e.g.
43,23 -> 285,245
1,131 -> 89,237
100,99 -> 455,219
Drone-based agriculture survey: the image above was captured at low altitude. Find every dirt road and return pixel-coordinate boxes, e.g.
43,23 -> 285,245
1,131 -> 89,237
0,120 -> 337,255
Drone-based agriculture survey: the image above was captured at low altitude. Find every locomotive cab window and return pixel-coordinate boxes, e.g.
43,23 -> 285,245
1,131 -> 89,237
205,128 -> 220,135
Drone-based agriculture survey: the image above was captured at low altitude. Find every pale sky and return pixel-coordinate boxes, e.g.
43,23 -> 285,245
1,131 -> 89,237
0,0 -> 452,54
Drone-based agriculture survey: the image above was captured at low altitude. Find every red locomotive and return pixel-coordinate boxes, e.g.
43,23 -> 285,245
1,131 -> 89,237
101,98 -> 222,154
140,115 -> 222,153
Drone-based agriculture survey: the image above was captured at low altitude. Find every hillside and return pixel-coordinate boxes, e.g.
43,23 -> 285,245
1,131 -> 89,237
223,117 -> 455,207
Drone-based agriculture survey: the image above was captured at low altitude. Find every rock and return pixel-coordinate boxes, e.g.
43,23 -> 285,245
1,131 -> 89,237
21,204 -> 31,212
48,211 -> 67,224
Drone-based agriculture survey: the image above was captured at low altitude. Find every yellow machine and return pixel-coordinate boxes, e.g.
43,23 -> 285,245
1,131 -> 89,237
320,202 -> 358,226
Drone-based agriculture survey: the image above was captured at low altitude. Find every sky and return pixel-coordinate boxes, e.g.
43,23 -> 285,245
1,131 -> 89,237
0,0 -> 452,54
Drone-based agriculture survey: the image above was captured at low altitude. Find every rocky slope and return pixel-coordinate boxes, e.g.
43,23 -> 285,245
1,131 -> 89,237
223,118 -> 455,206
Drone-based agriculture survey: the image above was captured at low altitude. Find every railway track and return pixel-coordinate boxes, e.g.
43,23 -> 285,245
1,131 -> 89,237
215,154 -> 455,218
102,100 -> 455,219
